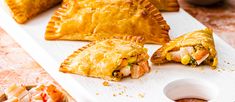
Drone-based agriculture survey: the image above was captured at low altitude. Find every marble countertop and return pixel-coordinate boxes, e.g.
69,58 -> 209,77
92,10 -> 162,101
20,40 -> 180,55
0,0 -> 234,101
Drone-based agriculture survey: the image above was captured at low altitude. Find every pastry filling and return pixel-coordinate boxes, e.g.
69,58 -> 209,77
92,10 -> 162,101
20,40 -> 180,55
165,45 -> 210,65
112,53 -> 150,79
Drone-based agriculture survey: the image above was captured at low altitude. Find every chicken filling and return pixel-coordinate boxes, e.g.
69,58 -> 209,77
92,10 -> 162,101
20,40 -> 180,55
112,53 -> 150,79
165,45 -> 210,65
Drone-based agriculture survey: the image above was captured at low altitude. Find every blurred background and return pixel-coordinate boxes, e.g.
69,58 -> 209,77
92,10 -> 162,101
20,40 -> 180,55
179,0 -> 235,48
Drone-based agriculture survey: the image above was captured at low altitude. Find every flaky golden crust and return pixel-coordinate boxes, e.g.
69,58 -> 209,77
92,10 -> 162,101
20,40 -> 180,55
148,0 -> 180,12
5,0 -> 62,24
60,36 -> 148,81
45,0 -> 170,44
151,28 -> 218,68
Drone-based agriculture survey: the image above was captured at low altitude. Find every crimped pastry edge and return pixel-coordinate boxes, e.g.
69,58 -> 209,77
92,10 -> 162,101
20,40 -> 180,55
45,0 -> 170,44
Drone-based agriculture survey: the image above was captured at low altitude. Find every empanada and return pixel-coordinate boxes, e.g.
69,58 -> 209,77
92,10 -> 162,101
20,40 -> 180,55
60,36 -> 150,81
151,28 -> 218,68
5,0 -> 62,23
45,0 -> 170,44
148,0 -> 180,12
30,83 -> 66,102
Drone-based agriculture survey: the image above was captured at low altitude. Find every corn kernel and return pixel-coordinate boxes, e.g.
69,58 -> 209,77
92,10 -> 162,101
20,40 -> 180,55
144,48 -> 148,52
181,54 -> 191,65
166,53 -> 172,61
128,56 -> 137,63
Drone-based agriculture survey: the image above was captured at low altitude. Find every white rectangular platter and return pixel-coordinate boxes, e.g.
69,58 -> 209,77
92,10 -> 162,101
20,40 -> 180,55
1,1 -> 235,102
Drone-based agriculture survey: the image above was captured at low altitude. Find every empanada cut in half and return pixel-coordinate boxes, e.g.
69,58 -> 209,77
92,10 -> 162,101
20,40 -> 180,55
151,28 -> 218,68
148,0 -> 180,12
5,0 -> 62,24
60,36 -> 150,81
45,0 -> 170,44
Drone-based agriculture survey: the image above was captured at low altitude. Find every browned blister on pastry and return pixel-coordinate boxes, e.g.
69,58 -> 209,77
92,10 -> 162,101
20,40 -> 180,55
60,36 -> 150,81
45,0 -> 170,44
148,0 -> 180,12
151,28 -> 218,68
5,0 -> 62,23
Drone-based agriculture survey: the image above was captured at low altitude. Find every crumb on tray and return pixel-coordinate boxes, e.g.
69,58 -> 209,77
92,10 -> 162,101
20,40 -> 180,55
138,93 -> 145,98
113,94 -> 116,97
103,81 -> 110,86
155,70 -> 158,74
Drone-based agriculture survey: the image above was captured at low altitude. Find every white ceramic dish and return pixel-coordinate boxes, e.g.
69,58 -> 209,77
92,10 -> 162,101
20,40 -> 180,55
0,1 -> 235,102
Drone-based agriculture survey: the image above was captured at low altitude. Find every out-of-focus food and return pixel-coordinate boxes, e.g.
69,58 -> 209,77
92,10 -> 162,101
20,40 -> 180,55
59,36 -> 150,81
45,0 -> 170,44
5,0 -> 62,23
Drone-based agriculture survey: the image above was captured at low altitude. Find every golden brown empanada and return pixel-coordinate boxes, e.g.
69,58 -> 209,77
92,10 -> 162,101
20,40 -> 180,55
5,0 -> 62,23
45,0 -> 170,44
151,28 -> 218,68
60,36 -> 150,81
148,0 -> 180,12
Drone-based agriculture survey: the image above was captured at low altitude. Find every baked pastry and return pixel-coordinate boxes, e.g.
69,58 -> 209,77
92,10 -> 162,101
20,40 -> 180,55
148,0 -> 180,12
5,0 -> 62,23
45,0 -> 170,44
151,28 -> 218,68
60,36 -> 150,81
1,83 -> 67,102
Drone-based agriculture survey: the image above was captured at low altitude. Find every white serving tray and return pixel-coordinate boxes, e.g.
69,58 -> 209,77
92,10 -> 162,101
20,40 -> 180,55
1,2 -> 235,102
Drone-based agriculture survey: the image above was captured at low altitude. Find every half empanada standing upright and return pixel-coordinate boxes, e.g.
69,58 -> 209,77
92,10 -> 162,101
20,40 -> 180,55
45,0 -> 170,44
151,28 -> 218,68
5,0 -> 62,23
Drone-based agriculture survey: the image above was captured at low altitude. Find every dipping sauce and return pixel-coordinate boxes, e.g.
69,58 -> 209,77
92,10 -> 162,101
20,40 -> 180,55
175,98 -> 207,102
